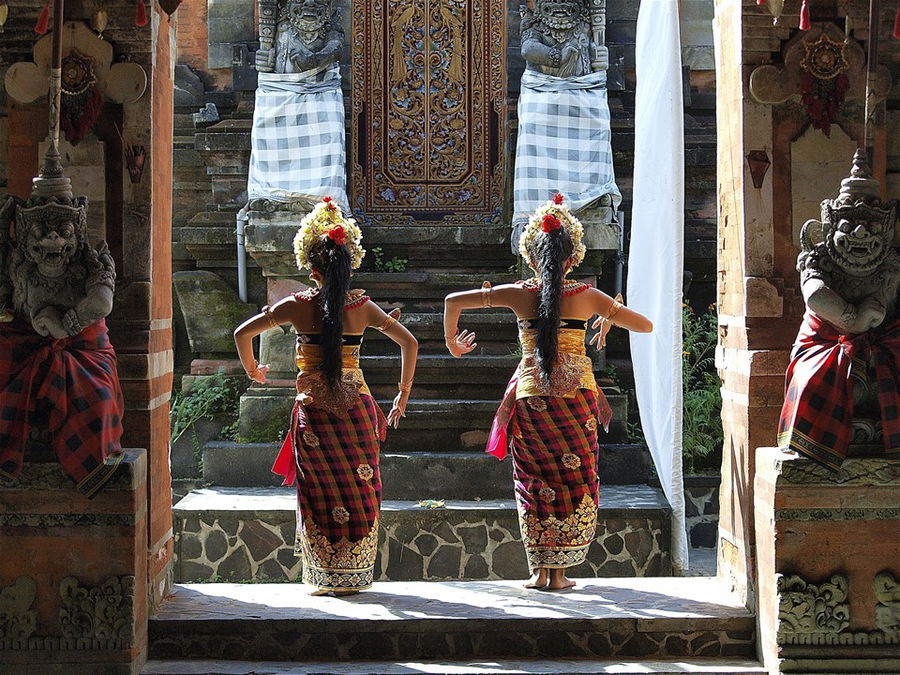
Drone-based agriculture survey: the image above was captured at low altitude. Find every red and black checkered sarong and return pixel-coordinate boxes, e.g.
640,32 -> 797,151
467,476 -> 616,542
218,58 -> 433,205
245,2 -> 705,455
0,319 -> 124,496
273,393 -> 387,591
509,389 -> 605,571
778,312 -> 900,471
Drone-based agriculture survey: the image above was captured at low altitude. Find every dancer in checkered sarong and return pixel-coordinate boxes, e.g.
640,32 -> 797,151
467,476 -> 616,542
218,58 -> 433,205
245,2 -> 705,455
234,199 -> 418,595
444,194 -> 652,590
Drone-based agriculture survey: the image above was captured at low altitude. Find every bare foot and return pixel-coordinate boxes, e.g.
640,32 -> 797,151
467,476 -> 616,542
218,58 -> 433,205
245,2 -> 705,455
546,569 -> 576,591
331,589 -> 360,597
310,588 -> 361,597
309,588 -> 331,596
524,569 -> 548,589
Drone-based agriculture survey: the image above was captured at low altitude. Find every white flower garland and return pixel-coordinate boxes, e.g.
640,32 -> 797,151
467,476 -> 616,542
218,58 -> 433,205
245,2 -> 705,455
292,199 -> 366,271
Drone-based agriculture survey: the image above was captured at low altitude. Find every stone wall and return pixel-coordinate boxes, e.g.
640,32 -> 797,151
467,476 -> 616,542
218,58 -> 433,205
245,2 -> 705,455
173,486 -> 672,583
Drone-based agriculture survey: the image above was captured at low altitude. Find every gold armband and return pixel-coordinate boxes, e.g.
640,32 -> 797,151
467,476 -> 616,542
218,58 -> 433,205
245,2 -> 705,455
261,305 -> 279,330
606,294 -> 624,322
481,281 -> 493,308
375,314 -> 398,332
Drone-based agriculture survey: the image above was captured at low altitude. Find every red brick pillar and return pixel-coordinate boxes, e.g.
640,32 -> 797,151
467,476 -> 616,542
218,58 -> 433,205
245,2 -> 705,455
109,7 -> 176,610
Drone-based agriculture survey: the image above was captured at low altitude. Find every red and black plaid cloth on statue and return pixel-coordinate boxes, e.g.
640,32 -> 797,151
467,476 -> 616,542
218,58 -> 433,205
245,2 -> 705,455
778,312 -> 900,471
0,319 -> 124,496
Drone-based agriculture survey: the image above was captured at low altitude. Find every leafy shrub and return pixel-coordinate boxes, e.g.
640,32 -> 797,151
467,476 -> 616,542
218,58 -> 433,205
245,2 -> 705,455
169,372 -> 242,446
371,246 -> 408,273
682,303 -> 723,473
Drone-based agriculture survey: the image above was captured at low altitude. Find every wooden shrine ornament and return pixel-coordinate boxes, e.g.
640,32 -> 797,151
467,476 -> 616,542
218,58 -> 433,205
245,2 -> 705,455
4,22 -> 147,144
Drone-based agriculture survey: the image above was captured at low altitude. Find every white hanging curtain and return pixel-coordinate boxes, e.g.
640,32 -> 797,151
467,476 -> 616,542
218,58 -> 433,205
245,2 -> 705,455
628,0 -> 688,572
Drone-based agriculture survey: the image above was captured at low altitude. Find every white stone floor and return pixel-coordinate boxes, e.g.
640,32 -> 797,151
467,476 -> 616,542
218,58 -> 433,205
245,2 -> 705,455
152,576 -> 747,624
142,658 -> 766,674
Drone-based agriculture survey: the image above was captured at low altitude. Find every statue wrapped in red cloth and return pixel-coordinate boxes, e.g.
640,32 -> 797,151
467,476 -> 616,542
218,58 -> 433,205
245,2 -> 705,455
0,147 -> 123,497
778,150 -> 900,471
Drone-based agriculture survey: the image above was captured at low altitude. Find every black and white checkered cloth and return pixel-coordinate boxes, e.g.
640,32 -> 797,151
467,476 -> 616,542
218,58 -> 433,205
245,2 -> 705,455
513,69 -> 621,224
248,64 -> 349,210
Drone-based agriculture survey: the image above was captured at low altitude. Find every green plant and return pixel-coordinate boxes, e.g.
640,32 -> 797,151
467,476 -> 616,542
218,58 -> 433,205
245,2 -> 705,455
681,302 -> 723,473
371,246 -> 408,273
169,372 -> 242,447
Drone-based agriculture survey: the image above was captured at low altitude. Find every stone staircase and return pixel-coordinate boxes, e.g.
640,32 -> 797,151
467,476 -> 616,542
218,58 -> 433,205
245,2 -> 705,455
144,578 -> 762,674
171,218 -> 675,583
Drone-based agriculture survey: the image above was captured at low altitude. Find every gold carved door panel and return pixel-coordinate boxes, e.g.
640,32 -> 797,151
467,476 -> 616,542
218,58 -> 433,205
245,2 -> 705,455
351,0 -> 506,224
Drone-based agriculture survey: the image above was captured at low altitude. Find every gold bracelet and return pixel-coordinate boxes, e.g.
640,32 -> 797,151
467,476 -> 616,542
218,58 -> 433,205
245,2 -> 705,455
481,281 -> 493,308
444,332 -> 457,342
261,305 -> 279,330
375,314 -> 398,332
398,381 -> 413,394
247,363 -> 261,379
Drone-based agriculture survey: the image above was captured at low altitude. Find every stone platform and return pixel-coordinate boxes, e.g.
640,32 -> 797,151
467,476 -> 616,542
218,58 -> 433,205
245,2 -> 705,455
173,486 -> 671,583
201,444 -> 652,493
148,578 -> 755,662
143,658 -> 766,674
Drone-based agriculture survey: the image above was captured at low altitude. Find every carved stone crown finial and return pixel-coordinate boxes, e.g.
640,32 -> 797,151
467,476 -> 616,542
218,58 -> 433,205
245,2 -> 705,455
838,148 -> 881,204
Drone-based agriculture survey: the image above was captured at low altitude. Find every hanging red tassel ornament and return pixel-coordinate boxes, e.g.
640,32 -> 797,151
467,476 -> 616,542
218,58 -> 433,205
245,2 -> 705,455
135,0 -> 148,27
799,0 -> 811,30
35,0 -> 50,34
893,5 -> 900,39
757,0 -> 766,4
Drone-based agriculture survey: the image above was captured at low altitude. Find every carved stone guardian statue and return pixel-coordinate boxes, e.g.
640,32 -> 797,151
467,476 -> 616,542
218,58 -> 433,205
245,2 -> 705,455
0,150 -> 124,496
778,150 -> 900,470
247,0 -> 348,212
513,0 -> 621,253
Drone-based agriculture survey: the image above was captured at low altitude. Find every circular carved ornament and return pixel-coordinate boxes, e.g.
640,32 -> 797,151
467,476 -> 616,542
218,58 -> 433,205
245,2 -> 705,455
800,34 -> 849,81
61,50 -> 96,96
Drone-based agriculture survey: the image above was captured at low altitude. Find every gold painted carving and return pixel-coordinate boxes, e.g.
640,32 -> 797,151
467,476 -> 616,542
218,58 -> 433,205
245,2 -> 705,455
352,0 -> 506,223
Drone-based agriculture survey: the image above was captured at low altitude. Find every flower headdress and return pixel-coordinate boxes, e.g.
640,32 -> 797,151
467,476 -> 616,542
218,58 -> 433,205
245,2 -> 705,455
293,197 -> 366,271
518,193 -> 586,269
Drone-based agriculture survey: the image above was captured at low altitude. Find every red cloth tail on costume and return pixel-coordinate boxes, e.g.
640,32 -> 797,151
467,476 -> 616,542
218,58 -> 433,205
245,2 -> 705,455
486,368 -> 520,459
272,402 -> 300,486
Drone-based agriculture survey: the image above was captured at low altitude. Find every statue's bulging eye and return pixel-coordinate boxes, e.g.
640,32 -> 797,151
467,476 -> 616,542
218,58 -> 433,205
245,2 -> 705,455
838,220 -> 852,233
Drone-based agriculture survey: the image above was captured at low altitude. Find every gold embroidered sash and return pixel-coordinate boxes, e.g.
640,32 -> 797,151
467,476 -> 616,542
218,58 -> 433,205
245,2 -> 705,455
295,343 -> 371,412
515,324 -> 596,399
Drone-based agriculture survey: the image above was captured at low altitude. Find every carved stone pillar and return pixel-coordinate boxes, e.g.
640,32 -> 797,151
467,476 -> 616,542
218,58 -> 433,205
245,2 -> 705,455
0,450 -> 148,675
755,448 -> 900,673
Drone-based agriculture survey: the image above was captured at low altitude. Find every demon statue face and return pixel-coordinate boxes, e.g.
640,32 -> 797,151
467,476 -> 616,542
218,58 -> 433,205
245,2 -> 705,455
256,0 -> 343,75
520,0 -> 605,78
798,149 -> 900,335
0,175 -> 115,338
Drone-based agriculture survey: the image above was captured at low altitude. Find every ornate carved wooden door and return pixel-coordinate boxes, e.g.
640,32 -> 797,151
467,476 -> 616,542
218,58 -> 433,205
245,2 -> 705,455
351,0 -> 506,224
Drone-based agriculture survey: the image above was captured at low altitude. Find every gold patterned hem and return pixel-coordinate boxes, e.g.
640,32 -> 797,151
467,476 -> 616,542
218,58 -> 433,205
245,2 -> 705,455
525,545 -> 589,571
518,493 -> 597,557
303,565 -> 374,591
296,516 -> 380,578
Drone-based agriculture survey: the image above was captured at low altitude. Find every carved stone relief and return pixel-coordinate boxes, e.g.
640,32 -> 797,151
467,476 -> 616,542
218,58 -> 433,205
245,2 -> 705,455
873,571 -> 900,638
777,571 -> 900,646
0,576 -> 37,645
59,576 -> 134,646
778,457 -> 900,486
778,573 -> 851,638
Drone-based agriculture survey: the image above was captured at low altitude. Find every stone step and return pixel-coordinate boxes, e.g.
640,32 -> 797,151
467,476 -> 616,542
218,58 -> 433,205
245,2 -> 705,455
237,394 -> 628,446
172,486 -> 672,583
149,578 -> 754,661
143,658 -> 766,674
202,444 -> 653,493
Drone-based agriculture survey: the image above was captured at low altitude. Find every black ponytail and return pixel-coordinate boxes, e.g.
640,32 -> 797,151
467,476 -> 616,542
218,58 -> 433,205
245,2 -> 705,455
311,240 -> 352,390
532,227 -> 574,390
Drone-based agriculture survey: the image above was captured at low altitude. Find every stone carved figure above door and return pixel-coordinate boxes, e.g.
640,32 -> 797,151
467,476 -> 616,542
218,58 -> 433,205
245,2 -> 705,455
351,0 -> 506,224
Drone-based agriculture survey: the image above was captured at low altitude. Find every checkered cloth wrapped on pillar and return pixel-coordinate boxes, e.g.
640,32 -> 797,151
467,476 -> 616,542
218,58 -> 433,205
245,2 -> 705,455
778,312 -> 900,471
247,64 -> 349,211
0,319 -> 124,496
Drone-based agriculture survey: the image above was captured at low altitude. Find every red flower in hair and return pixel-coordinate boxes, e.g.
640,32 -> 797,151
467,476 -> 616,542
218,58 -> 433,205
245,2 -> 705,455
327,225 -> 347,245
552,193 -> 565,205
541,214 -> 562,233
322,196 -> 333,203
322,196 -> 337,211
